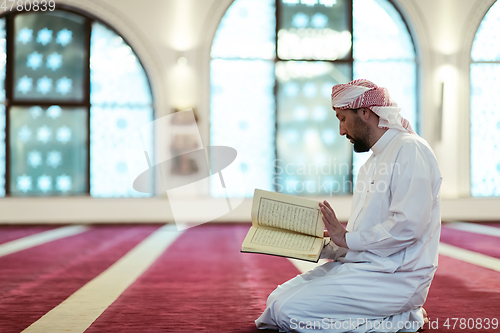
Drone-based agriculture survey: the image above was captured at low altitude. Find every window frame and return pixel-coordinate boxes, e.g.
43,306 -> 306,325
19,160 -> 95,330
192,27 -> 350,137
211,0 -> 419,196
1,5 -> 155,197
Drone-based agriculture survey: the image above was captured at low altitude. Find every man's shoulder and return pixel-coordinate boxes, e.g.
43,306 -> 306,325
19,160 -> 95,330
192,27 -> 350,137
389,133 -> 441,176
392,132 -> 436,157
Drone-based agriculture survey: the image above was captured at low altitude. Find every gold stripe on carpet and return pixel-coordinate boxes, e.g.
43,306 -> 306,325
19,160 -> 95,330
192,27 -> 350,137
22,224 -> 184,333
439,242 -> 500,272
445,222 -> 500,237
0,225 -> 89,257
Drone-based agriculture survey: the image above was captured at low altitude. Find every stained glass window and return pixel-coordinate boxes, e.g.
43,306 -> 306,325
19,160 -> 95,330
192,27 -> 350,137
470,1 -> 500,197
14,12 -> 85,101
210,59 -> 275,197
211,0 -> 275,59
278,0 -> 351,60
90,23 -> 152,106
276,61 -> 352,194
90,23 -> 153,197
1,10 -> 153,197
212,0 -> 418,197
352,0 -> 417,183
10,106 -> 87,195
0,105 -> 5,197
210,0 -> 276,197
0,18 -> 5,197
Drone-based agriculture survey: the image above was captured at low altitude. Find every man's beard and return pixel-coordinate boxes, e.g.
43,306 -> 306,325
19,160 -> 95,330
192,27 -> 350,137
352,138 -> 370,153
348,117 -> 371,153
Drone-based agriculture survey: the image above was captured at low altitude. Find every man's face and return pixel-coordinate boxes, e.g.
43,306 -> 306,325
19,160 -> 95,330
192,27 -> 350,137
335,108 -> 371,153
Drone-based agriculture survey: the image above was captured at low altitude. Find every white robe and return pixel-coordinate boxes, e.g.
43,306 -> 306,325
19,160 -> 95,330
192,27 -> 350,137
256,129 -> 442,332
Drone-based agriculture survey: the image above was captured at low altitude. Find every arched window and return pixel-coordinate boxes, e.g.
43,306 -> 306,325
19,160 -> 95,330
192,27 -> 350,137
0,8 -> 153,197
211,0 -> 417,197
470,0 -> 500,197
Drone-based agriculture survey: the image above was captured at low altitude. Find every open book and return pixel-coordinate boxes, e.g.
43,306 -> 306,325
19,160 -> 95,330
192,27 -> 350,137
241,189 -> 326,262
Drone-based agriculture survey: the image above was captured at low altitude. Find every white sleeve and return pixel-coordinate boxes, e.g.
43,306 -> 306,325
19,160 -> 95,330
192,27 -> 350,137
345,144 -> 435,257
320,238 -> 348,261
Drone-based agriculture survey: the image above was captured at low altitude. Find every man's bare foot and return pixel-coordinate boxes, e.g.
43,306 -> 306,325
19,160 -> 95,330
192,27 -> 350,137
422,307 -> 429,325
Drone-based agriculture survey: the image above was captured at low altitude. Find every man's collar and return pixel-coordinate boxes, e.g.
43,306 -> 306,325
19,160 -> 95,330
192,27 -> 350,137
370,128 -> 399,155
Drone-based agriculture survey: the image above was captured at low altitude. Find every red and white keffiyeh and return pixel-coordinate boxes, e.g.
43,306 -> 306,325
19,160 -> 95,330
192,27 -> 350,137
331,79 -> 415,134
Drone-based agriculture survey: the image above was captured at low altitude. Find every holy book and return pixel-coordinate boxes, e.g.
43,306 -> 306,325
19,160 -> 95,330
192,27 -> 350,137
241,189 -> 326,263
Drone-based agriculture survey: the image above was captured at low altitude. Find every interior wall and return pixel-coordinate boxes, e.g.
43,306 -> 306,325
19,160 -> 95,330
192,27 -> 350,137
1,0 -> 499,224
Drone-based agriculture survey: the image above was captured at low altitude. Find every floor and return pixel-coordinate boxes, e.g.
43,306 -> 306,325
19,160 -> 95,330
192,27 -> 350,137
0,222 -> 499,332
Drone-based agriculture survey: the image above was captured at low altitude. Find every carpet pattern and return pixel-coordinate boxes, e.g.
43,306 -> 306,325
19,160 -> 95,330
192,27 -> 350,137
86,224 -> 299,333
440,225 -> 500,259
0,225 -> 160,332
0,222 -> 498,333
0,226 -> 57,245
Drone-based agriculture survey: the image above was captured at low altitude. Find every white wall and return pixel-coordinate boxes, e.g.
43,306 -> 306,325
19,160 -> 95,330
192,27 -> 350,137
1,0 -> 499,223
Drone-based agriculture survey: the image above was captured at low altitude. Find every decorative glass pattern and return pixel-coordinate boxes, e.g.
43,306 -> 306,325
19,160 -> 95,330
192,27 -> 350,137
470,64 -> 500,197
90,106 -> 152,197
278,0 -> 351,60
211,0 -> 417,197
211,0 -> 276,59
353,61 -> 417,129
470,1 -> 500,197
14,12 -> 85,101
276,61 -> 352,195
352,0 -> 417,183
471,1 -> 500,62
90,23 -> 153,106
353,0 -> 414,61
90,22 -> 154,197
1,11 -> 154,198
0,105 -> 5,197
0,18 -> 5,196
210,59 -> 275,197
0,18 -> 6,103
9,106 -> 87,196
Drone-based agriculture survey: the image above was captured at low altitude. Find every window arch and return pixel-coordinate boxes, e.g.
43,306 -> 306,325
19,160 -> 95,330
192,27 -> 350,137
210,0 -> 417,197
470,0 -> 500,197
0,8 -> 154,197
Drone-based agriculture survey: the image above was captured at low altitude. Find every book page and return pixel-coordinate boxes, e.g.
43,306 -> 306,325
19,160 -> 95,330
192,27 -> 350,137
241,226 -> 324,262
251,189 -> 324,238
250,227 -> 316,251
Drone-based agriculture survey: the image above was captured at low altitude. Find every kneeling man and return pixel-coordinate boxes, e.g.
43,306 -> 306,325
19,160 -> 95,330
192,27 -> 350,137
256,79 -> 442,332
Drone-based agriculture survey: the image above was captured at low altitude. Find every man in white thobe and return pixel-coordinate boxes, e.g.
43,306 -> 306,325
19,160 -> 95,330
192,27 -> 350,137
255,79 -> 442,332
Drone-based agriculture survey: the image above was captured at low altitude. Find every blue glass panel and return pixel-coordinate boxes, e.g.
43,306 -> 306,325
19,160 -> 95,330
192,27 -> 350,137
0,105 -> 4,196
90,22 -> 153,197
211,0 -> 275,59
471,1 -> 500,62
90,22 -> 152,106
278,0 -> 351,60
14,11 -> 86,101
470,64 -> 500,197
353,60 -> 417,182
90,106 -> 152,197
276,61 -> 352,195
353,61 -> 417,128
9,106 -> 87,196
0,18 -> 6,103
0,18 -> 5,196
210,59 -> 275,197
353,0 -> 415,61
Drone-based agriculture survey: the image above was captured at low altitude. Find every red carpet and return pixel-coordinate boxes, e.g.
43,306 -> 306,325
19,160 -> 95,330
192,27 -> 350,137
440,225 -> 500,259
0,225 -> 57,245
424,256 -> 500,333
0,223 -> 499,332
86,224 -> 299,333
0,225 -> 160,333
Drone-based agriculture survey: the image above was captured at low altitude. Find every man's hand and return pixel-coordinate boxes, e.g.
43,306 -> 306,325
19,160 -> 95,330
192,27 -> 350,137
319,200 -> 348,249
